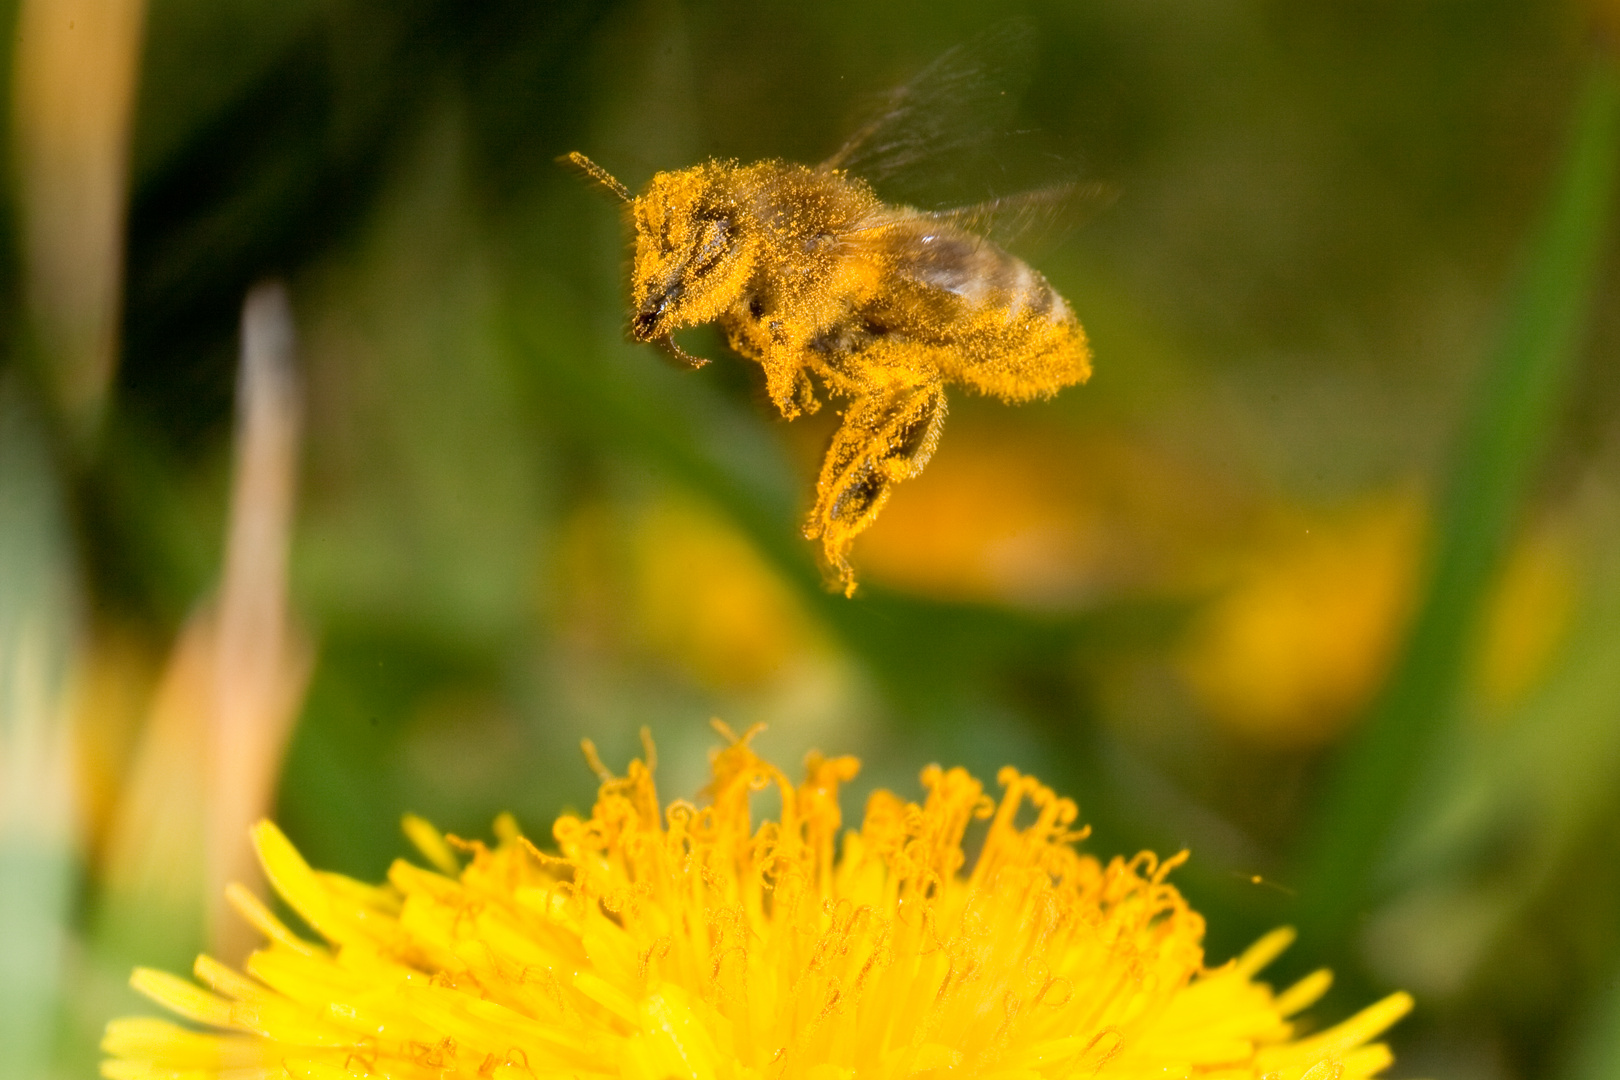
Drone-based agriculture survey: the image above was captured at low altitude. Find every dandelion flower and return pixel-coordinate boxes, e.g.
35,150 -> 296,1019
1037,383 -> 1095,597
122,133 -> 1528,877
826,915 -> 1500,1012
105,726 -> 1411,1080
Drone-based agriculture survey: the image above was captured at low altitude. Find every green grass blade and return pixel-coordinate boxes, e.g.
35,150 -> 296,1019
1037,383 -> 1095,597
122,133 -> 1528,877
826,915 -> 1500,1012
0,380 -> 82,1080
1560,972 -> 1620,1080
1295,51 -> 1620,942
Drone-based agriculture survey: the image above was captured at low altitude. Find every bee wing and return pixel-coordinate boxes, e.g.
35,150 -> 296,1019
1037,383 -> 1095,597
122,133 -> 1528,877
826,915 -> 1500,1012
920,181 -> 1120,249
835,182 -> 1118,261
821,20 -> 1037,195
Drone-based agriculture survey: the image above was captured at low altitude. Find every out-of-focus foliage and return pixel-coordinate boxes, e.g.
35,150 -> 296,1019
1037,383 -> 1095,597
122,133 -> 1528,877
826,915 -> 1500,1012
2,2 -> 1619,1079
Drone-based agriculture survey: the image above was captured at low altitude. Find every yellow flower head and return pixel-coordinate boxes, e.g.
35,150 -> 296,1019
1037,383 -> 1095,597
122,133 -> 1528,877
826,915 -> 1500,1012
105,727 -> 1410,1080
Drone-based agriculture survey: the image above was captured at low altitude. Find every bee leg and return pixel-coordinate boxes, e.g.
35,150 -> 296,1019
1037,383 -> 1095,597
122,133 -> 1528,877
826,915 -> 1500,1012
724,317 -> 819,419
805,375 -> 947,596
763,357 -> 819,419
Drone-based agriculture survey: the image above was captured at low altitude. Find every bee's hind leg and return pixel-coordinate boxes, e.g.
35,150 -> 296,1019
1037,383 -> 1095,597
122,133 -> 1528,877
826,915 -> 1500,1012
804,374 -> 947,596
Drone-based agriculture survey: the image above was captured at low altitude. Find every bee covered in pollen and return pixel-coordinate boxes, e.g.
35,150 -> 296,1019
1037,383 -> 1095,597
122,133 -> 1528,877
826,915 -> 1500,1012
566,30 -> 1094,596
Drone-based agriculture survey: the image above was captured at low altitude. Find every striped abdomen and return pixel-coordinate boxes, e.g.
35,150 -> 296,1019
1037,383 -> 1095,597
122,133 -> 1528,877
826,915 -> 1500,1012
879,217 -> 1074,326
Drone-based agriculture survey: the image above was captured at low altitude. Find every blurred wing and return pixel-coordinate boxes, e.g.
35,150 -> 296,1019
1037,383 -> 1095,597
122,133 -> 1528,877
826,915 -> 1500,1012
922,181 -> 1120,249
821,20 -> 1037,193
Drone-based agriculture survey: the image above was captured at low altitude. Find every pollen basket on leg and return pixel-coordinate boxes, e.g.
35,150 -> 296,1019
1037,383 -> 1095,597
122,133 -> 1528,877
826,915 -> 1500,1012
806,374 -> 946,595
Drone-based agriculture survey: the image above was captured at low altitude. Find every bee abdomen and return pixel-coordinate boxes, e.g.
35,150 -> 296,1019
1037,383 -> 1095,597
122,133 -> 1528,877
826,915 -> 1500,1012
898,229 -> 1072,325
1002,258 -> 1071,322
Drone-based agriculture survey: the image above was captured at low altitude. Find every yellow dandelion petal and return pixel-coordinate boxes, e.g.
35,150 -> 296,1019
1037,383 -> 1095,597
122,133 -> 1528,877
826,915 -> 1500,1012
224,881 -> 321,957
106,737 -> 1410,1080
1275,970 -> 1335,1018
402,813 -> 462,877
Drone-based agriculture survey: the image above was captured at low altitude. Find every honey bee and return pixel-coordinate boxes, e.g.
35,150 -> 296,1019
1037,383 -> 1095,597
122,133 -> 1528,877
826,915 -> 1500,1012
567,34 -> 1093,596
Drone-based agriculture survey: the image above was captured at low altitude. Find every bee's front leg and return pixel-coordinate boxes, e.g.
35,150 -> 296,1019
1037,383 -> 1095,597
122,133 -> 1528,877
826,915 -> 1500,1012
762,356 -> 819,420
723,308 -> 819,419
804,373 -> 947,596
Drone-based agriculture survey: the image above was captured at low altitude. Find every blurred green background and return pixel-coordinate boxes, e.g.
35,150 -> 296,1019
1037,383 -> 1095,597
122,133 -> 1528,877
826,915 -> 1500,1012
2,1 -> 1618,1078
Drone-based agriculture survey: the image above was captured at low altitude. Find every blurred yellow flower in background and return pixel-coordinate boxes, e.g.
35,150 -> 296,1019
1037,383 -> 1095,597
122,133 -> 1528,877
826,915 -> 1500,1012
556,496 -> 829,695
856,424 -> 1242,610
106,729 -> 1411,1080
630,500 -> 823,692
1471,521 -> 1577,713
1176,498 -> 1580,747
1176,494 -> 1425,748
841,418 -> 1585,754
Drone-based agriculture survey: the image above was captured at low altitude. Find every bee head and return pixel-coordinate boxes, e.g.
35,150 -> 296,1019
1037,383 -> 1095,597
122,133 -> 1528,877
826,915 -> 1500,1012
630,164 -> 759,341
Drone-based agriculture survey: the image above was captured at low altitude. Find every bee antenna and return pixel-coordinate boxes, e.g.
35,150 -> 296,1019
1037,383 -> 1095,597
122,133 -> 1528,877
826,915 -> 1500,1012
560,151 -> 632,202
